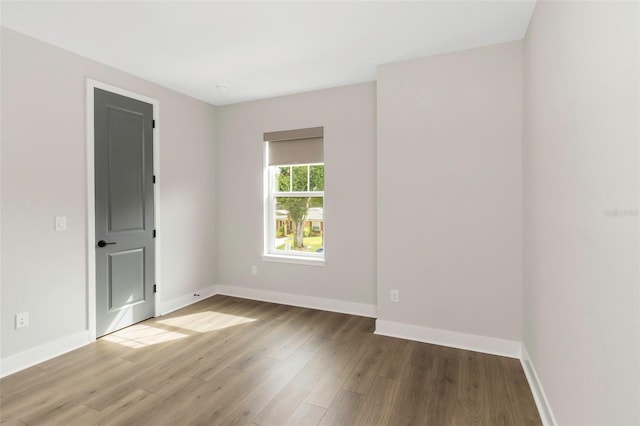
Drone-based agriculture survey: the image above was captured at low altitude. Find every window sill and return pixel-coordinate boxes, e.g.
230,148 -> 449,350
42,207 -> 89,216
262,254 -> 326,267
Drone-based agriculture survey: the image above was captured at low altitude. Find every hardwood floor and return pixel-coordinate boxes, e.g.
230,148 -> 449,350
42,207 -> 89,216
0,295 -> 541,425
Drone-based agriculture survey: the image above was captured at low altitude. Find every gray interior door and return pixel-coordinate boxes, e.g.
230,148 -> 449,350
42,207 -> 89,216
94,88 -> 155,337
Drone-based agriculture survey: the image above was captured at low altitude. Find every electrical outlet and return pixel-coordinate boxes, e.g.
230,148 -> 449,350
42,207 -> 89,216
390,290 -> 399,303
16,312 -> 29,329
55,216 -> 67,231
251,266 -> 257,275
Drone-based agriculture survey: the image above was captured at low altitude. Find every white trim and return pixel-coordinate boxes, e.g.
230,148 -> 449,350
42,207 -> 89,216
157,285 -> 218,316
262,254 -> 326,267
215,285 -> 376,318
520,344 -> 557,426
86,81 -> 97,340
0,331 -> 91,378
374,319 -> 521,358
263,142 -> 270,256
274,191 -> 324,197
85,79 -> 160,341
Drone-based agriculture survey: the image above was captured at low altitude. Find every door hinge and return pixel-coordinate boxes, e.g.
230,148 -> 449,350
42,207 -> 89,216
153,229 -> 156,238
153,175 -> 156,184
153,284 -> 157,293
152,119 -> 156,128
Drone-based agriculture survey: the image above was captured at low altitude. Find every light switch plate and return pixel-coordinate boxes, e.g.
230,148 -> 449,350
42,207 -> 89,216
55,216 -> 67,231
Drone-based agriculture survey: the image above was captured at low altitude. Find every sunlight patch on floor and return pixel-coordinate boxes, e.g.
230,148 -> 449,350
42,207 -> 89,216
156,311 -> 256,333
102,324 -> 188,348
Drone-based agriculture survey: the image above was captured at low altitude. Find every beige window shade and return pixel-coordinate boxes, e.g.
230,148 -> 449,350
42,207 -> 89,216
265,127 -> 323,166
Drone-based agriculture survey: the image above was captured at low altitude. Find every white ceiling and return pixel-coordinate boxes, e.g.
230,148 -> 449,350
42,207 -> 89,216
1,1 -> 536,106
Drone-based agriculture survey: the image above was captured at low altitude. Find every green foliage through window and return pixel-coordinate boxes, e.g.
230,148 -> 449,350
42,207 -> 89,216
310,165 -> 324,191
292,166 -> 308,191
276,164 -> 324,193
277,167 -> 290,192
272,164 -> 324,253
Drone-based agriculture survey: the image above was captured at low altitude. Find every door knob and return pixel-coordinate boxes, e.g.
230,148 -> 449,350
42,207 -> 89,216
97,240 -> 116,248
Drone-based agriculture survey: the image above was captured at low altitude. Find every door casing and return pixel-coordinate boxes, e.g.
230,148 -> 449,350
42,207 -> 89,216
85,78 -> 161,341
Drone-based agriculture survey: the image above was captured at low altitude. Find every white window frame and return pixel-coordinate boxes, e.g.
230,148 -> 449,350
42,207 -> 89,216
262,144 -> 325,266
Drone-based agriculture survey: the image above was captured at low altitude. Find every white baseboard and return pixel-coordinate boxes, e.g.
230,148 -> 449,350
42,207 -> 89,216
157,284 -> 218,316
374,319 -> 521,358
214,284 -> 377,318
520,344 -> 557,426
0,330 -> 91,378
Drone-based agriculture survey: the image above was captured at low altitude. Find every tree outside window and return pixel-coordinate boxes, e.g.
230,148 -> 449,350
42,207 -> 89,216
270,164 -> 324,255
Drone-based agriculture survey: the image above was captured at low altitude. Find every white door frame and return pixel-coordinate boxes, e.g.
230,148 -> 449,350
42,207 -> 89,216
85,78 -> 161,341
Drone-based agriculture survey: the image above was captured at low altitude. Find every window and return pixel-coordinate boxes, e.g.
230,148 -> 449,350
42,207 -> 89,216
264,127 -> 324,263
270,164 -> 324,254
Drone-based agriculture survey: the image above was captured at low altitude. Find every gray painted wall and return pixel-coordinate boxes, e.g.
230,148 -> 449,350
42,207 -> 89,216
3,5 -> 639,421
523,2 -> 640,424
215,83 -> 377,306
376,42 -> 524,341
1,28 -> 217,358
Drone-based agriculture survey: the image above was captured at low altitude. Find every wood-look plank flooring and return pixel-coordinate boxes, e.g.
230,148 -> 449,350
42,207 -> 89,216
0,295 -> 541,425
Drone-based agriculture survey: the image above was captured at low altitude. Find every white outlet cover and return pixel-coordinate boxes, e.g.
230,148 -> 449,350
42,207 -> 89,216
55,216 -> 67,231
16,312 -> 29,329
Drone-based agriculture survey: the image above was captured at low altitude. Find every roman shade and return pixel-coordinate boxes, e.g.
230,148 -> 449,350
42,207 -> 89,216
264,126 -> 324,166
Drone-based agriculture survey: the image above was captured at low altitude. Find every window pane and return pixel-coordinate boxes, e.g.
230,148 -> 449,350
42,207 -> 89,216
275,196 -> 323,253
309,196 -> 323,208
310,165 -> 324,191
292,165 -> 308,192
277,166 -> 290,192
